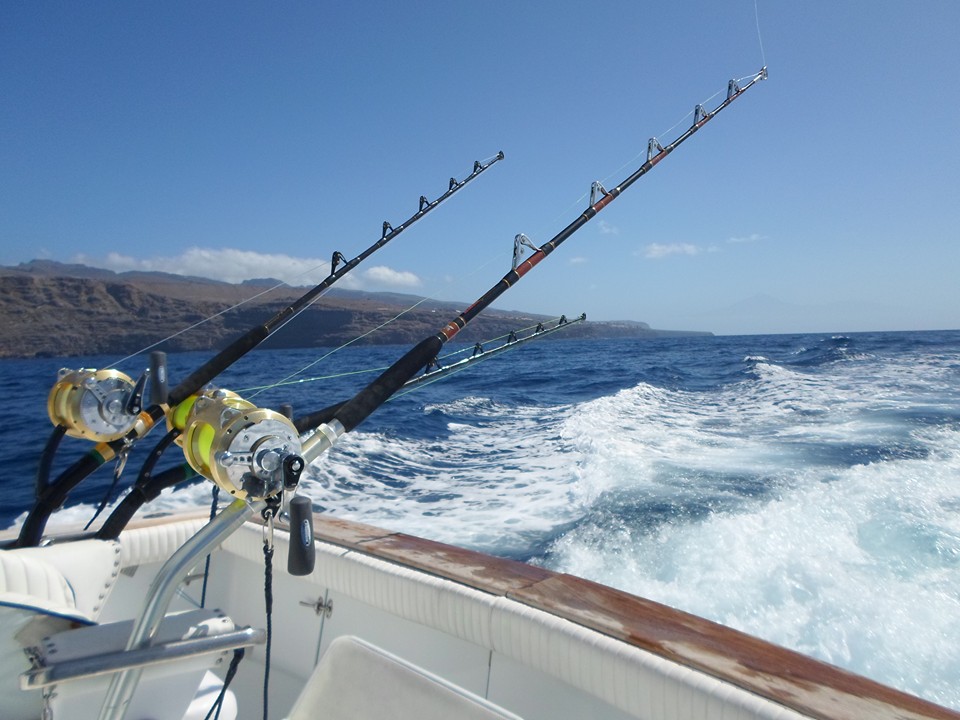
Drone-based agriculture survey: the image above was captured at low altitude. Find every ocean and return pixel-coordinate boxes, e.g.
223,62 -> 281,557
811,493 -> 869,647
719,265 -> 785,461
2,329 -> 959,711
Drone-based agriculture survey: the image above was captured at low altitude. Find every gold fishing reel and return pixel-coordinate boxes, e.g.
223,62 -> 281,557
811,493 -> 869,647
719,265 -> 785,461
48,368 -> 141,442
179,388 -> 303,501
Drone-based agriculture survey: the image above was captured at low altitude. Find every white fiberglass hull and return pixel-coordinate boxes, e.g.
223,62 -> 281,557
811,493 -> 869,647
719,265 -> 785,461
2,510 -> 957,720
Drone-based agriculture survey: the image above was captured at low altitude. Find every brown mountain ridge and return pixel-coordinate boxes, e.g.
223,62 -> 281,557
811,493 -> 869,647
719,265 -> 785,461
0,261 -> 709,359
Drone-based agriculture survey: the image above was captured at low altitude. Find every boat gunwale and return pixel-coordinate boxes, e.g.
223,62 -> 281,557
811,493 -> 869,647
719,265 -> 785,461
289,513 -> 959,720
4,510 -> 957,720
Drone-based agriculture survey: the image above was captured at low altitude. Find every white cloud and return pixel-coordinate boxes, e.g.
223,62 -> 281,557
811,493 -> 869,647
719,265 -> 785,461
74,247 -> 422,291
643,242 -> 701,259
568,256 -> 588,265
598,220 -> 619,235
727,233 -> 765,244
360,265 -> 422,289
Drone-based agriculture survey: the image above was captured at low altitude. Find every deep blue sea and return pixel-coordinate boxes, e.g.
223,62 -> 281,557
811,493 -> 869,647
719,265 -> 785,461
2,330 -> 959,710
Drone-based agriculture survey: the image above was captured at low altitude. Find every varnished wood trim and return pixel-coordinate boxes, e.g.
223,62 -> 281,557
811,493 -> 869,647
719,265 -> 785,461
307,513 -> 960,720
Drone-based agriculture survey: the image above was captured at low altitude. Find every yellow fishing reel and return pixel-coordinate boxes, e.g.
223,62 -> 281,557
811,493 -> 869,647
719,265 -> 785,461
47,368 -> 141,442
180,389 -> 303,501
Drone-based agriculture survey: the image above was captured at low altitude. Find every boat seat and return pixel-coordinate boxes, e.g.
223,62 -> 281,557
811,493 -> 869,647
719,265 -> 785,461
2,538 -> 122,619
0,545 -> 251,720
286,635 -> 524,720
1,548 -> 99,720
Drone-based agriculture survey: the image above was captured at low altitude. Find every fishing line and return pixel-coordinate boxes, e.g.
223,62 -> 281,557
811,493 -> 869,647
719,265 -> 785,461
105,265 -> 335,372
388,317 -> 569,400
239,317 -> 567,398
598,76 -> 753,195
271,68 -> 768,408
245,296 -> 433,399
241,366 -> 391,394
754,0 -> 767,69
103,152 -> 506,375
246,231 -> 520,398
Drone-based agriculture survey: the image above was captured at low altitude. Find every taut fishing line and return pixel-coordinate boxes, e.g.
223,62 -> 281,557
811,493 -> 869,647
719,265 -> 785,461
245,296 -> 434,399
106,263 -> 335,372
248,252 -> 503,398
755,0 -> 767,69
254,226 -> 525,396
243,314 -> 572,398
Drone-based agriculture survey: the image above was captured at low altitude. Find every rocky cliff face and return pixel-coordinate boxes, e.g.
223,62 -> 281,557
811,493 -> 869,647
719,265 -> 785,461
0,262 -> 708,359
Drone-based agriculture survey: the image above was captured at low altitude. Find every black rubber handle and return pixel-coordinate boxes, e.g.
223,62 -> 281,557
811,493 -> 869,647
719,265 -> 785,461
287,495 -> 316,576
150,351 -> 168,406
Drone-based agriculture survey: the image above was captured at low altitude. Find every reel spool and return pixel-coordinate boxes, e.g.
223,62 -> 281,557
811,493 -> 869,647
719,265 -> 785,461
181,389 -> 303,501
47,368 -> 140,442
166,392 -> 201,447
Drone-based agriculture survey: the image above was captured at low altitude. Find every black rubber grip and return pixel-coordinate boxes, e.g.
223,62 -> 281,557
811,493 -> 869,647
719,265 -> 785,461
287,495 -> 316,576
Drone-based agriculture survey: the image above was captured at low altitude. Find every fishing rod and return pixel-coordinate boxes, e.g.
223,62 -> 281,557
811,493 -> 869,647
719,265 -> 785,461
297,68 -> 769,447
17,152 -> 504,547
393,312 -> 585,391
289,313 -> 585,430
163,68 -> 767,512
95,311 -> 586,539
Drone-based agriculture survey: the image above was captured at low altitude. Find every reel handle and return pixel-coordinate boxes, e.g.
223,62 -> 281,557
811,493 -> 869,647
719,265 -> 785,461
287,494 -> 315,576
150,351 -> 168,406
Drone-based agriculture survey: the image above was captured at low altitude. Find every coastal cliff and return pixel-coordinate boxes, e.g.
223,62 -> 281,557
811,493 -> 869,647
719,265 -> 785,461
0,261 -> 710,358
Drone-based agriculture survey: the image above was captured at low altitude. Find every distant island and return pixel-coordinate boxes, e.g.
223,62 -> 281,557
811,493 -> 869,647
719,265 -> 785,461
0,260 -> 711,359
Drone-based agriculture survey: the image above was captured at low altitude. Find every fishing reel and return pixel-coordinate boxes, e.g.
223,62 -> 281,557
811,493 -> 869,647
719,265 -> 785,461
178,388 -> 304,501
47,368 -> 146,442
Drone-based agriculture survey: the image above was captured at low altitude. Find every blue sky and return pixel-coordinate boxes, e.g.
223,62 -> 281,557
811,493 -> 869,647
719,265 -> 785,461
3,1 -> 959,336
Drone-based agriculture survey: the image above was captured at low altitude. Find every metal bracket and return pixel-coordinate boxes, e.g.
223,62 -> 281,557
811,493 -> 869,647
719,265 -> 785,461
727,78 -> 741,100
512,234 -> 541,271
647,138 -> 665,162
589,181 -> 609,206
330,250 -> 347,275
300,596 -> 333,618
694,104 -> 710,126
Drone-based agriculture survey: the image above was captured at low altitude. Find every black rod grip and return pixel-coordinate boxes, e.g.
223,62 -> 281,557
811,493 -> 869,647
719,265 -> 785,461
287,495 -> 316,576
150,351 -> 168,406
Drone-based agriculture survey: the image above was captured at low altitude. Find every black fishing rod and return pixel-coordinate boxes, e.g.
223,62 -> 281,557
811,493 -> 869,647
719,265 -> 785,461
18,152 -> 504,547
294,68 -> 767,453
95,314 -> 585,537
88,68 -> 765,542
397,313 -> 586,391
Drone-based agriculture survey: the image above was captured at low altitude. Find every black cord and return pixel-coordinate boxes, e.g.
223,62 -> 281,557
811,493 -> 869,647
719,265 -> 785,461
200,485 -> 220,608
204,647 -> 245,720
262,535 -> 274,720
83,454 -> 125,531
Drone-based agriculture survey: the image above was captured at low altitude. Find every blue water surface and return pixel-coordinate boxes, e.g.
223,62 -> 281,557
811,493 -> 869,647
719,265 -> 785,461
2,328 -> 959,710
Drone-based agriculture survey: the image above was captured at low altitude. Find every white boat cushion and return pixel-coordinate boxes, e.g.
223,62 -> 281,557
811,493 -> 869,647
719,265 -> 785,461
9,539 -> 121,619
117,517 -> 209,570
0,550 -> 76,609
0,603 -> 93,720
1,551 -> 96,720
286,635 -> 523,720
